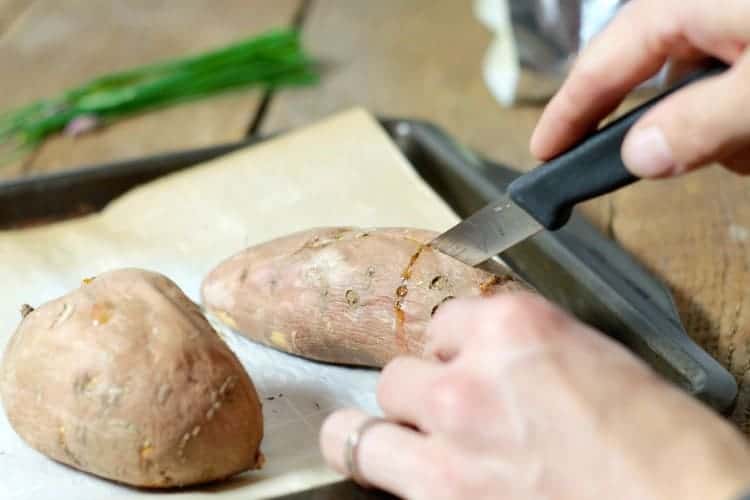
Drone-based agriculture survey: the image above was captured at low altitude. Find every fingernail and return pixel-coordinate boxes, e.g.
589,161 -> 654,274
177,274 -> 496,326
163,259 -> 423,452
622,126 -> 675,178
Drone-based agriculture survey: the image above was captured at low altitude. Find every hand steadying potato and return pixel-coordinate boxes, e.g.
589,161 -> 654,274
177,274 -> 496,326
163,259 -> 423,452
202,227 -> 526,366
1,269 -> 264,488
322,294 -> 750,500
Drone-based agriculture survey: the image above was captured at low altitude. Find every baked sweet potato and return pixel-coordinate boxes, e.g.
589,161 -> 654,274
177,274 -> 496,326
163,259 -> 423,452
202,227 -> 526,366
0,269 -> 263,488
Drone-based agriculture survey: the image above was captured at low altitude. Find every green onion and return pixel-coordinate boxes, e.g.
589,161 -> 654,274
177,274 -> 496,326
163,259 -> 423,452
0,28 -> 318,165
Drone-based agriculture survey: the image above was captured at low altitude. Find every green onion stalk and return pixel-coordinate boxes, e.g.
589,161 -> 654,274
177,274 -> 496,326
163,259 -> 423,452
0,28 -> 318,165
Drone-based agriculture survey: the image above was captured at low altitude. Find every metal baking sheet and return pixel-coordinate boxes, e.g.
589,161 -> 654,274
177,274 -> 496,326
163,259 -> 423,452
0,117 -> 737,500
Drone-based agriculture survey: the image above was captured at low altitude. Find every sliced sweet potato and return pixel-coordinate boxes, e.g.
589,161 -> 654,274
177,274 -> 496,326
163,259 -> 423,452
202,227 -> 526,366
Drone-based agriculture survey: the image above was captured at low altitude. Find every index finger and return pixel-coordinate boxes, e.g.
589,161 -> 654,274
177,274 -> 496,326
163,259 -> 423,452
528,0 -> 744,161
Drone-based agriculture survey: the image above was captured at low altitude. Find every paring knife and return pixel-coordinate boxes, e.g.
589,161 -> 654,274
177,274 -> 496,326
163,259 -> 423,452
430,62 -> 727,266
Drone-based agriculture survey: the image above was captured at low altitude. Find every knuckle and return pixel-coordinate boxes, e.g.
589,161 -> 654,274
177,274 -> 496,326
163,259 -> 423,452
487,292 -> 560,325
427,375 -> 482,433
565,56 -> 623,109
646,16 -> 684,57
481,293 -> 570,344
568,63 -> 607,98
555,79 -> 594,129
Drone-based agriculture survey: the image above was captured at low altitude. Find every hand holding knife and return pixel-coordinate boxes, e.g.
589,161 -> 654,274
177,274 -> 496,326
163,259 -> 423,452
430,62 -> 728,266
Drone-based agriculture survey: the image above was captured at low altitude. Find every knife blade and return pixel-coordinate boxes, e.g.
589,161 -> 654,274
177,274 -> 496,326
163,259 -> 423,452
430,61 -> 727,266
428,192 -> 541,266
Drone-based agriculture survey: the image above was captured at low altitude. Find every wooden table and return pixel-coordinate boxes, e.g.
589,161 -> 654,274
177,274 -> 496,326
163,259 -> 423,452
3,0 -> 750,431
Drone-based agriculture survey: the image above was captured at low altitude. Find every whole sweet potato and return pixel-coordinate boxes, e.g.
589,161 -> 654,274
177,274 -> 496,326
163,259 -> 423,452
202,227 -> 526,366
0,269 -> 263,488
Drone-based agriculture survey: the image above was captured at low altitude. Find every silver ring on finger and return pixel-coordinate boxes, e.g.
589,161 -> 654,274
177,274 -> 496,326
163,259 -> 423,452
344,416 -> 388,488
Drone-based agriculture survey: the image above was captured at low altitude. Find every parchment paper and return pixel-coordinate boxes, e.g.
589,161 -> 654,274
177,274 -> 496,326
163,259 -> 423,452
0,109 -> 459,499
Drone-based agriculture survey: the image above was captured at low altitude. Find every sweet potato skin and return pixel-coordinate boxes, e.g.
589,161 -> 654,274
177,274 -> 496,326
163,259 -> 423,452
202,227 -> 525,366
0,269 -> 263,488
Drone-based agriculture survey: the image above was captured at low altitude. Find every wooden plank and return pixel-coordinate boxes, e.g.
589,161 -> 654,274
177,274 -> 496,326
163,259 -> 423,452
266,0 -> 750,431
609,168 -> 750,429
0,0 -> 32,37
262,0 -> 542,171
0,0 -> 299,178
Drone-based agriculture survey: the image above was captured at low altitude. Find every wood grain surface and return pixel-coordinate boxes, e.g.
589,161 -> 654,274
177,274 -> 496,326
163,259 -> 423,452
3,0 -> 750,431
0,0 -> 31,36
609,168 -> 750,429
0,0 -> 299,178
261,0 -> 542,171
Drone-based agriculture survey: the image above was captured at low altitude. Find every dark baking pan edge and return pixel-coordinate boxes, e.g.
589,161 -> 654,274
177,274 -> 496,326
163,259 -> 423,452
0,138 -> 267,229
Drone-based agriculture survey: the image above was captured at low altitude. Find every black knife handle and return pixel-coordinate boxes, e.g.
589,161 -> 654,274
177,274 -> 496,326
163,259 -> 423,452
508,61 -> 728,230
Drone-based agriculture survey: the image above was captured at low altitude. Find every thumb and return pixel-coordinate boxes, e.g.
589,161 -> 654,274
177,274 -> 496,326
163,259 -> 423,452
622,57 -> 750,178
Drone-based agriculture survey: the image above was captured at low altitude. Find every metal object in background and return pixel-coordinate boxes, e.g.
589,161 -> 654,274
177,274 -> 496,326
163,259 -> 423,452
509,0 -> 625,74
479,0 -> 664,104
